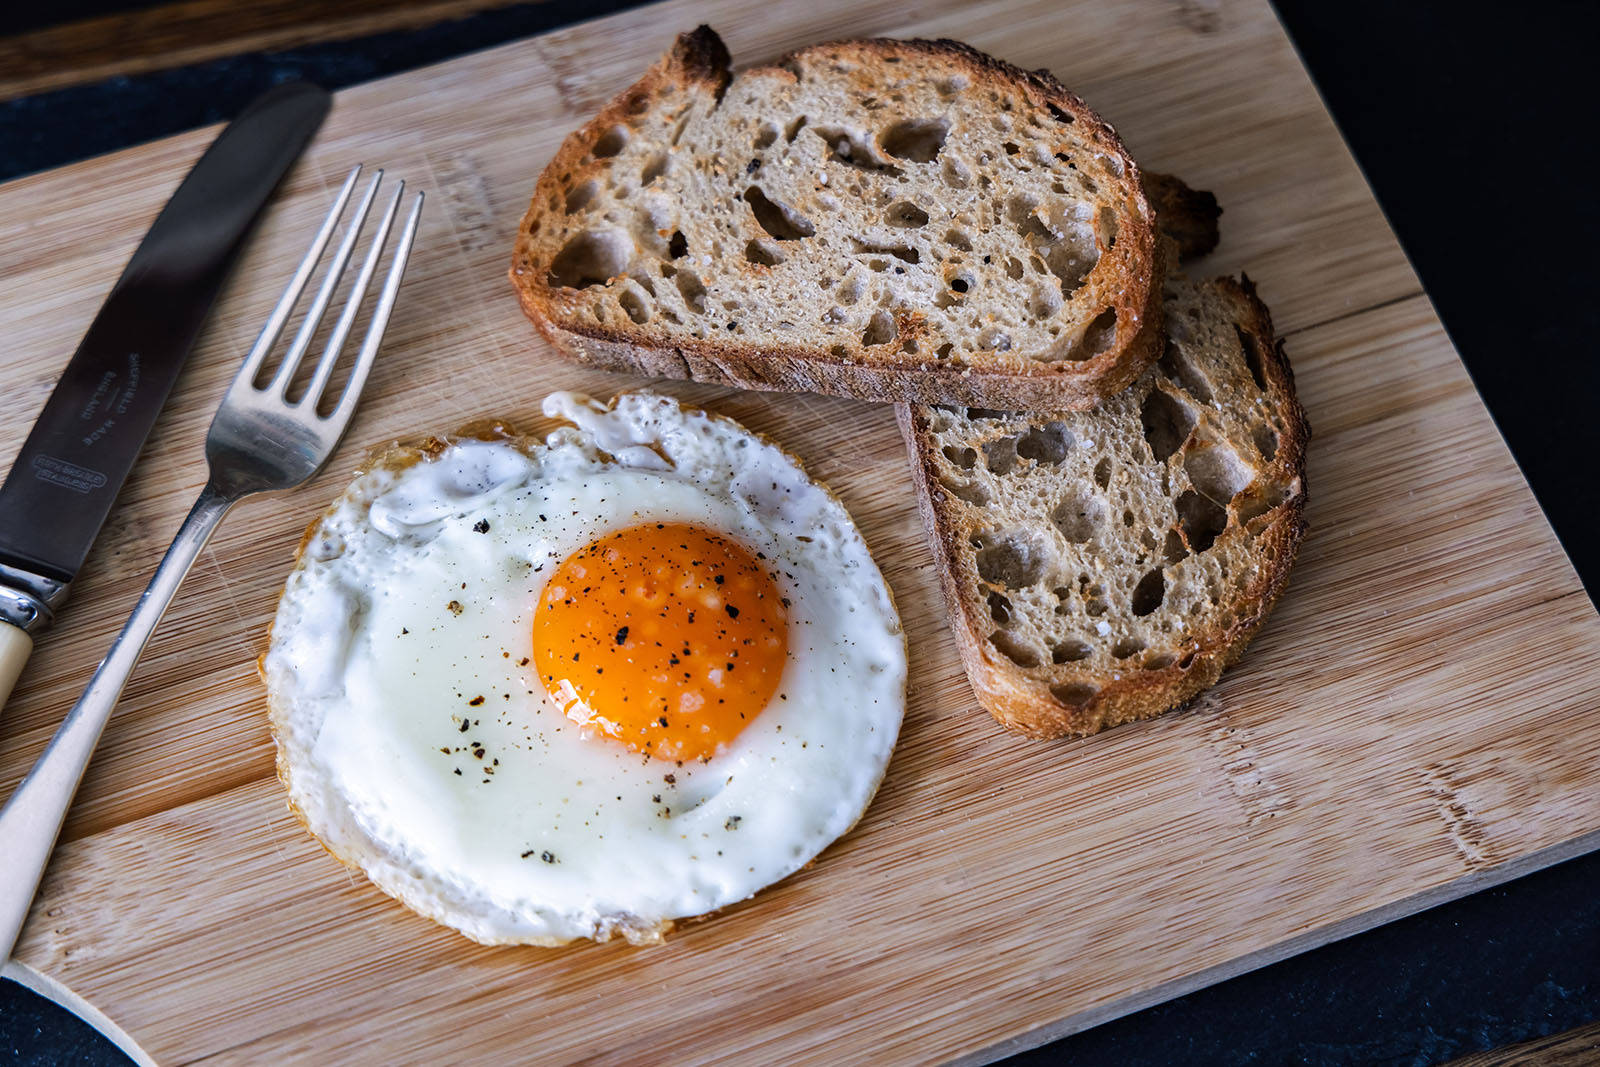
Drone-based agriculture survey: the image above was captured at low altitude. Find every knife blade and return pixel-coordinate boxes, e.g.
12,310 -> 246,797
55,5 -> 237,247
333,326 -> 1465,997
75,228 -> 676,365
0,81 -> 330,712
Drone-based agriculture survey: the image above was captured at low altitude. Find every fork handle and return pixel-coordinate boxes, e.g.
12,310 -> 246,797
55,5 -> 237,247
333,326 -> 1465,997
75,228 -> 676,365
0,484 -> 233,962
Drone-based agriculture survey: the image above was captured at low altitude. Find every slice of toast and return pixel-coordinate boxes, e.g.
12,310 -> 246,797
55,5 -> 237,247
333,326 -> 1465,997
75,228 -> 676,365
898,274 -> 1307,738
510,26 -> 1163,411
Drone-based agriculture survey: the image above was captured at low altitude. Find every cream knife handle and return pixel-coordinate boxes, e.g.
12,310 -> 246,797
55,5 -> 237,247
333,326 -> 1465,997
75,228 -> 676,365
0,485 -> 232,963
0,623 -> 31,714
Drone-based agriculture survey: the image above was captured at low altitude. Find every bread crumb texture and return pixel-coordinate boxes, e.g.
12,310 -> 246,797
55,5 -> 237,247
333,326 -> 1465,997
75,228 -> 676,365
511,26 -> 1160,409
902,275 -> 1308,738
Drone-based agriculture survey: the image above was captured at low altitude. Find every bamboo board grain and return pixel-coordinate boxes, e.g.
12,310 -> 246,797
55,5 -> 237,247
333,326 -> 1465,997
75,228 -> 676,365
2,0 -> 1598,1063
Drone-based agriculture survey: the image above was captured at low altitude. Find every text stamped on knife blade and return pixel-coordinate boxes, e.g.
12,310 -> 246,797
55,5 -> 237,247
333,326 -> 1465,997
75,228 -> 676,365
30,456 -> 108,493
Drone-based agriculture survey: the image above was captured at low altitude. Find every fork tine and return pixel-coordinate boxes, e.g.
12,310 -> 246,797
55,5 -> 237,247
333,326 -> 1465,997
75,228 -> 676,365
267,168 -> 385,398
300,179 -> 405,409
232,165 -> 362,394
326,189 -> 424,432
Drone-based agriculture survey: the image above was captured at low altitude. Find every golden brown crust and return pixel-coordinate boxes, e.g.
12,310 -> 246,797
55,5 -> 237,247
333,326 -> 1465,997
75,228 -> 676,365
509,27 -> 1161,411
898,275 -> 1309,738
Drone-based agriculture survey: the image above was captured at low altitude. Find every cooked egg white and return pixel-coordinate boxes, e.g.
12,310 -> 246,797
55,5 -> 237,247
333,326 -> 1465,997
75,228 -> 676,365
263,391 -> 906,945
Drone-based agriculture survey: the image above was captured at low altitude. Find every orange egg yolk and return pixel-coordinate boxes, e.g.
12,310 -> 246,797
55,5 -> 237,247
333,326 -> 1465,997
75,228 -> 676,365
532,523 -> 788,762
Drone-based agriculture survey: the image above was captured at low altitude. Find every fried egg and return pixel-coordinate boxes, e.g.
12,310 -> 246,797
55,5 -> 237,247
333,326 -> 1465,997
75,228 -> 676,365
263,391 -> 906,945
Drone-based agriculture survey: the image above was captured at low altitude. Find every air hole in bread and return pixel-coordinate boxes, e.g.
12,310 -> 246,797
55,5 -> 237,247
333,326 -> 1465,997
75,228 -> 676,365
754,123 -> 779,149
564,181 -> 599,214
744,187 -> 815,240
1046,241 -> 1098,298
593,126 -> 629,159
1141,389 -> 1195,462
887,201 -> 930,228
936,343 -> 955,359
944,229 -> 972,250
1093,457 -> 1113,489
941,476 -> 990,506
967,408 -> 1009,420
854,239 -> 919,264
784,115 -> 808,142
1143,652 -> 1177,671
1178,651 -> 1197,669
1017,422 -> 1072,464
548,229 -> 630,289
941,157 -> 970,189
1050,682 -> 1097,709
979,327 -> 1013,352
1052,639 -> 1092,663
1253,423 -> 1279,461
988,591 -> 1012,624
667,230 -> 688,259
1002,141 -> 1020,156
989,630 -> 1041,668
1163,529 -> 1188,564
813,125 -> 904,176
1176,490 -> 1227,553
1130,568 -> 1165,617
837,272 -> 865,304
983,436 -> 1020,475
975,532 -> 1049,588
1051,490 -> 1104,543
949,274 -> 972,293
1097,206 -> 1119,249
641,153 -> 670,186
1159,343 -> 1215,403
862,310 -> 897,346
675,270 -> 707,313
617,288 -> 650,325
1006,192 -> 1040,227
1185,441 -> 1252,505
744,239 -> 785,267
1113,637 -> 1145,659
1236,325 -> 1268,390
1046,102 -> 1076,124
880,118 -> 950,162
1237,478 -> 1293,527
1030,287 -> 1062,319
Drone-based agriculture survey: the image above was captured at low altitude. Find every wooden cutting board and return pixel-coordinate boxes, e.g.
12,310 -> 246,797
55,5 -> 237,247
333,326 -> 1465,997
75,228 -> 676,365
4,0 -> 1599,1063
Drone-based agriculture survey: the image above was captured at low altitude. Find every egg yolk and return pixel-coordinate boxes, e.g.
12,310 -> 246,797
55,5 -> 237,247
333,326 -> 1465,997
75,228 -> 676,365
533,523 -> 788,761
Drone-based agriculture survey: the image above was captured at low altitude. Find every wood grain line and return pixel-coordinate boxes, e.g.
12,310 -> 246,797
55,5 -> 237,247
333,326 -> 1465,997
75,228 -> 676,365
1421,764 -> 1499,871
1278,287 -> 1427,339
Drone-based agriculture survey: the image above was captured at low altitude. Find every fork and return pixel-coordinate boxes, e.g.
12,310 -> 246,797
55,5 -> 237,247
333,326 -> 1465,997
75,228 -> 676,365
0,165 -> 422,961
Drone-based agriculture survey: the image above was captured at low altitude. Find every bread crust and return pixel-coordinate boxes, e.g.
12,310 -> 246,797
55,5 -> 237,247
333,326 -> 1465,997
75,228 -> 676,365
899,275 -> 1308,738
509,26 -> 1161,410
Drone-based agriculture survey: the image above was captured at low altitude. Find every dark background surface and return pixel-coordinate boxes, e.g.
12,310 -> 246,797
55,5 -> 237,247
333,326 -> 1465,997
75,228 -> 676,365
3,1 -> 1598,1064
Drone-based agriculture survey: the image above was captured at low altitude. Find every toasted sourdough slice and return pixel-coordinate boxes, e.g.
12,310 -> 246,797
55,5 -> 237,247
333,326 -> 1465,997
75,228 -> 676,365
899,274 -> 1308,738
511,26 -> 1162,410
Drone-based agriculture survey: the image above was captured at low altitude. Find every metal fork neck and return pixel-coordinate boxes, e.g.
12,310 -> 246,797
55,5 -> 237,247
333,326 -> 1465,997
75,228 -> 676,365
0,484 -> 235,962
